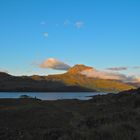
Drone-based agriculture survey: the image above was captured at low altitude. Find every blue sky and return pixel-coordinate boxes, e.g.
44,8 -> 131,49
0,0 -> 140,77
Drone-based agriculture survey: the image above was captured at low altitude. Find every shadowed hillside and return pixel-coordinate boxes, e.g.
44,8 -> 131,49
0,65 -> 136,92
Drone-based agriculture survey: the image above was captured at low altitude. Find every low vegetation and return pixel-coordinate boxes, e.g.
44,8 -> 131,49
0,88 -> 140,140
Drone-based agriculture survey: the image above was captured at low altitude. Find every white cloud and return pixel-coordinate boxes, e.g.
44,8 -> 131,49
81,68 -> 137,83
43,32 -> 49,38
132,66 -> 140,69
107,66 -> 140,71
75,21 -> 84,29
107,67 -> 128,71
40,58 -> 71,71
64,20 -> 84,28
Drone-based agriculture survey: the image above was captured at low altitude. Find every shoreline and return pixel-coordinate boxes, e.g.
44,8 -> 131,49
0,89 -> 139,139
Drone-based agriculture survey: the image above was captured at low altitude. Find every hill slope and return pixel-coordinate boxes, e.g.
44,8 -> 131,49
45,65 -> 135,92
0,65 -> 136,92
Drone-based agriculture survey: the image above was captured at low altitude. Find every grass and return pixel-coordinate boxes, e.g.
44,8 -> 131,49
0,90 -> 140,139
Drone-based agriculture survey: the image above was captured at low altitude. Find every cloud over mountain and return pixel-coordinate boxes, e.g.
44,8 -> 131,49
39,61 -> 139,83
81,68 -> 137,83
40,58 -> 71,71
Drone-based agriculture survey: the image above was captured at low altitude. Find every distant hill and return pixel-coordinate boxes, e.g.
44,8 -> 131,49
0,65 -> 136,92
119,87 -> 140,94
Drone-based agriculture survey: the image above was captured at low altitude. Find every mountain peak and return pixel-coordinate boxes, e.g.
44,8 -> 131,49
67,64 -> 93,74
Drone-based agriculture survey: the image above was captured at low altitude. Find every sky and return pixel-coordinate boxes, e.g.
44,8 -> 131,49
0,0 -> 140,78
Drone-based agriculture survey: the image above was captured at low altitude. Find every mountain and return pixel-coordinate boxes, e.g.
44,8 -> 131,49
67,64 -> 93,74
45,65 -> 136,92
0,65 -> 136,92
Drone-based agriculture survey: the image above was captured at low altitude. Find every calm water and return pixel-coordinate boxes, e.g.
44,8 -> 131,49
0,92 -> 107,100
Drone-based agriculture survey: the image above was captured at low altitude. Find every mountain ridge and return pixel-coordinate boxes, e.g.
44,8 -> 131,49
67,64 -> 93,74
0,64 -> 137,92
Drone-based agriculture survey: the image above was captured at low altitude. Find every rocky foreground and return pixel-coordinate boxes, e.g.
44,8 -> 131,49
0,88 -> 140,140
